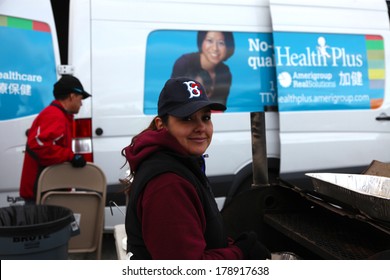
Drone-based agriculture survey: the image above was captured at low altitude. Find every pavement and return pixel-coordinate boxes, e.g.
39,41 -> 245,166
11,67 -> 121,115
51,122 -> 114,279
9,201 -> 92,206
101,232 -> 119,260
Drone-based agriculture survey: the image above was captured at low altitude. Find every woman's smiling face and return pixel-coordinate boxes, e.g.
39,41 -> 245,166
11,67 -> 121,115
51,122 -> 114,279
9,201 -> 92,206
201,31 -> 227,66
164,108 -> 213,156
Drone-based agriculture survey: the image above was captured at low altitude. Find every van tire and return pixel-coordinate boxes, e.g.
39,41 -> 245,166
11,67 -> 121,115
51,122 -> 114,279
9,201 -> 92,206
222,166 -> 279,209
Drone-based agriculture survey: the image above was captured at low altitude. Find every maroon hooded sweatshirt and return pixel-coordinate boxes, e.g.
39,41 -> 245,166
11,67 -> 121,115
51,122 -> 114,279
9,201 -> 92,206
123,129 -> 243,259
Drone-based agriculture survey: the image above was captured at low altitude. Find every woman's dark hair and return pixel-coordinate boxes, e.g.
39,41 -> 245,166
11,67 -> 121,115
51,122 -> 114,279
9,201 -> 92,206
121,115 -> 169,163
197,31 -> 235,61
120,115 -> 169,193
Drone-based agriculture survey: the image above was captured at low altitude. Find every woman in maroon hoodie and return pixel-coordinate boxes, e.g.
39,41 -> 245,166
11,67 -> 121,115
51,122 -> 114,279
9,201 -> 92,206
122,77 -> 270,260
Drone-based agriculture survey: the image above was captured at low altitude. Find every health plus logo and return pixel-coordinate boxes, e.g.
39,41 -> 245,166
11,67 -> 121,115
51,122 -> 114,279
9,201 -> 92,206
316,36 -> 331,58
275,35 -> 363,68
183,81 -> 202,98
277,37 -> 333,88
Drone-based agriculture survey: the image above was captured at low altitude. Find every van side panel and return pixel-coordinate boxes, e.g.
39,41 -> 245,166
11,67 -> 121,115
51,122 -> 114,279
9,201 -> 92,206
0,0 -> 59,206
270,0 -> 390,188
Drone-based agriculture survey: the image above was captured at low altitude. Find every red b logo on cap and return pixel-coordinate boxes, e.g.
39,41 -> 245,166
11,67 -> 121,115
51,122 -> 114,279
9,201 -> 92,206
183,81 -> 202,98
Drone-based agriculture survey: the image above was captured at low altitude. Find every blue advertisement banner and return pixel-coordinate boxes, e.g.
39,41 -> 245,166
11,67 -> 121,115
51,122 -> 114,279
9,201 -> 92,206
273,32 -> 385,111
0,17 -> 57,121
144,30 -> 276,114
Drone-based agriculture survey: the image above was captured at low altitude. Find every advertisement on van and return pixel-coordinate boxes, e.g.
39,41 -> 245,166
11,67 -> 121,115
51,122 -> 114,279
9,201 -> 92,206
0,15 -> 57,121
273,32 -> 385,112
143,30 -> 277,114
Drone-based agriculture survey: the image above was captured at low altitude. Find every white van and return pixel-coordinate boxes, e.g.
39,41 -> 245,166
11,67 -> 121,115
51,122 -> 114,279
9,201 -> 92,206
1,0 -> 390,231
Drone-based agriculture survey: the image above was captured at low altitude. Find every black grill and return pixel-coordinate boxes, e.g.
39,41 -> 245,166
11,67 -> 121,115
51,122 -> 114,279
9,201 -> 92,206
221,184 -> 389,259
264,207 -> 388,259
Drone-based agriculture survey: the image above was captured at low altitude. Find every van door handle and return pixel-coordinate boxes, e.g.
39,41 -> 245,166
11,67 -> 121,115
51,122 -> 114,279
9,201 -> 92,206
376,113 -> 390,121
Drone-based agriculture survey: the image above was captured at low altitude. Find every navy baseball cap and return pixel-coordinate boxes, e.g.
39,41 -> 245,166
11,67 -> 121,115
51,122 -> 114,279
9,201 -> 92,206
53,75 -> 91,100
158,77 -> 226,117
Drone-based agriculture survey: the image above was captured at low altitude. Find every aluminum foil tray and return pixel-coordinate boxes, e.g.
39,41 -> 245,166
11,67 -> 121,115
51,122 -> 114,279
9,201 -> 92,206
306,173 -> 390,222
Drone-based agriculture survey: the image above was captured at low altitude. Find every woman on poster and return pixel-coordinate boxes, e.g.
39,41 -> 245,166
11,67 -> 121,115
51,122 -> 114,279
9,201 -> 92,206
171,31 -> 235,106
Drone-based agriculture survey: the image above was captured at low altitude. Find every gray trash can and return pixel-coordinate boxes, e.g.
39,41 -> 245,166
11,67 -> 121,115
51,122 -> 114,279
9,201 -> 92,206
0,205 -> 80,260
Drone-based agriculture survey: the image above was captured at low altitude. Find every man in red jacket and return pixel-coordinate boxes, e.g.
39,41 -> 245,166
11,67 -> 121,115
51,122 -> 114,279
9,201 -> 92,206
19,75 -> 91,204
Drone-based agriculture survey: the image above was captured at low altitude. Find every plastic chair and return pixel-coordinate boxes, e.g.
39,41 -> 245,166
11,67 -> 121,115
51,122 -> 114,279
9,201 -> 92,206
36,162 -> 107,259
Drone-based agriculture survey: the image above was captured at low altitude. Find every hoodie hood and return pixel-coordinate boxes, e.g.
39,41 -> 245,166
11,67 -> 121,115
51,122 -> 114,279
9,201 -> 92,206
123,129 -> 189,172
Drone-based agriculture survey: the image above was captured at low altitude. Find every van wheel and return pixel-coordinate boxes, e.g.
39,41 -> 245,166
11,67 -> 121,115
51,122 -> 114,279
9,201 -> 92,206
224,170 -> 279,208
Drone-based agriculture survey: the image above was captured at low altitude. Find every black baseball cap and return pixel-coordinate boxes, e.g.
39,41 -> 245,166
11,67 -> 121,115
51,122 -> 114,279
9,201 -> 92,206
53,75 -> 91,100
158,77 -> 226,117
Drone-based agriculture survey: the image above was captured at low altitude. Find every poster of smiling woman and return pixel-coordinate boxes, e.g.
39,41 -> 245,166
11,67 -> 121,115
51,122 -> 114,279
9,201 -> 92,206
143,30 -> 276,114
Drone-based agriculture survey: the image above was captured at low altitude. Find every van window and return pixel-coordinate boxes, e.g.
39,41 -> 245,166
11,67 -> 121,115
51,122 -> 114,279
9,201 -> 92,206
0,15 -> 57,120
273,32 -> 385,111
143,30 -> 277,114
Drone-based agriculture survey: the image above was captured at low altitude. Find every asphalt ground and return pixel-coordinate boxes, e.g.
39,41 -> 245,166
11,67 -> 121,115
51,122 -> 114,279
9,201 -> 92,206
101,232 -> 118,260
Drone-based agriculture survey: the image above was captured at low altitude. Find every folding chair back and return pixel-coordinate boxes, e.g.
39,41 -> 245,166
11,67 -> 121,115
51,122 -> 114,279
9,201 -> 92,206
36,162 -> 106,259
